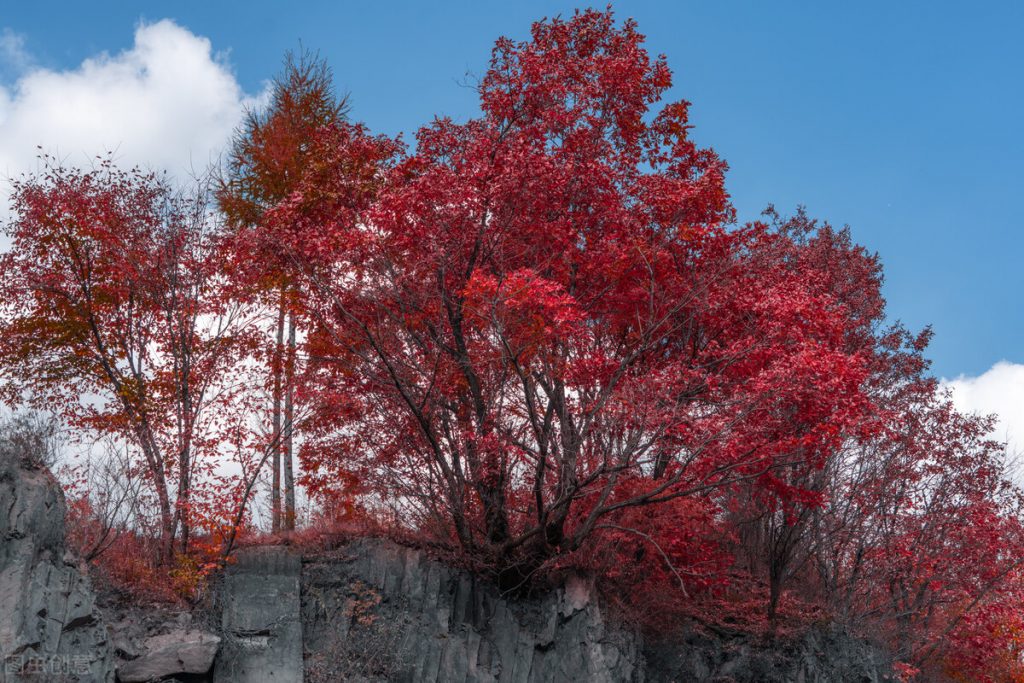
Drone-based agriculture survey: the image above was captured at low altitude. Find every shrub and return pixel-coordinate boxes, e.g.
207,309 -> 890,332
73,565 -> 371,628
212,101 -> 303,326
0,412 -> 62,470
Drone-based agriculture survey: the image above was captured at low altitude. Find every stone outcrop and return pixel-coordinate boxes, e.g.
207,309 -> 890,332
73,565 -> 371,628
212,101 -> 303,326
214,546 -> 304,683
301,538 -> 642,682
0,451 -> 115,682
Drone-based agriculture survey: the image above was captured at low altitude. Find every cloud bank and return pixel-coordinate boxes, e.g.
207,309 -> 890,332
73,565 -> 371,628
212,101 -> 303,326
943,361 -> 1024,460
0,20 -> 262,200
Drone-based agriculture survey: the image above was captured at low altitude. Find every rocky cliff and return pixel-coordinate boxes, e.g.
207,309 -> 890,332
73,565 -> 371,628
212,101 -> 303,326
0,448 -> 896,682
0,449 -> 114,682
299,539 -> 642,682
295,539 -> 895,683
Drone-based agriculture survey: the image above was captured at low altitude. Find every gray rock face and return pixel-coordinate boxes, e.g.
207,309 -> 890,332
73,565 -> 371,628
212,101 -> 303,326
214,546 -> 304,683
301,538 -> 642,683
0,453 -> 115,682
117,629 -> 220,682
0,441 -> 895,683
644,626 -> 895,682
300,538 -> 895,683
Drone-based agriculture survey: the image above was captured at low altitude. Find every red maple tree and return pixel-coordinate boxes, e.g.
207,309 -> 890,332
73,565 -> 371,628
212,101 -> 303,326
270,10 -> 873,589
0,159 -> 258,561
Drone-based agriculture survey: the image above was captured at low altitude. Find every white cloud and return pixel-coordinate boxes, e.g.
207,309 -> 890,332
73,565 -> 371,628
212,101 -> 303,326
942,361 -> 1024,460
0,28 -> 33,76
0,20 -> 264,207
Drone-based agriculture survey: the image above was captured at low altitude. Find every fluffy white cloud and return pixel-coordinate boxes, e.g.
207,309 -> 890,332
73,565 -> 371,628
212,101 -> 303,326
0,20 -> 263,203
942,361 -> 1024,459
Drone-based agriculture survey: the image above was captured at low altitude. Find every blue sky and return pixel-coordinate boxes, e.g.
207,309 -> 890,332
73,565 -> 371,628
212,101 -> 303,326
1,2 -> 1021,442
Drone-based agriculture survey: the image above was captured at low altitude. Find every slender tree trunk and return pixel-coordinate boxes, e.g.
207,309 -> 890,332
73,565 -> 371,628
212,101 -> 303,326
145,444 -> 175,563
271,288 -> 285,533
160,512 -> 175,563
131,426 -> 175,563
768,567 -> 782,635
154,470 -> 175,563
283,308 -> 297,531
177,448 -> 191,554
177,354 -> 193,555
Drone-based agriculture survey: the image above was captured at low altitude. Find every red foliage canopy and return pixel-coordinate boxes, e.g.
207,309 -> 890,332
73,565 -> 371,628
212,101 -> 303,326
273,10 -> 874,587
2,10 -> 1021,680
0,159 -> 259,559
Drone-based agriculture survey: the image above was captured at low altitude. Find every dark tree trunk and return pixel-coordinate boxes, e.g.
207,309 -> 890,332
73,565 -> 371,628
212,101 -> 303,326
271,287 -> 286,533
283,309 -> 297,531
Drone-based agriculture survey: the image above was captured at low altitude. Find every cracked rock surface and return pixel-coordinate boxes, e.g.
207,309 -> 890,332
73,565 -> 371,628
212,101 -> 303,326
214,546 -> 303,683
117,629 -> 220,682
0,453 -> 114,682
0,445 -> 894,683
301,538 -> 642,683
299,538 -> 895,683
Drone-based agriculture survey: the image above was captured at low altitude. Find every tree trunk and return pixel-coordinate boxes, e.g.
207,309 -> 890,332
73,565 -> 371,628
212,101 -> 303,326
146,443 -> 175,563
177,452 -> 191,555
283,309 -> 297,531
768,567 -> 782,635
177,357 -> 194,555
132,426 -> 175,563
271,288 -> 285,533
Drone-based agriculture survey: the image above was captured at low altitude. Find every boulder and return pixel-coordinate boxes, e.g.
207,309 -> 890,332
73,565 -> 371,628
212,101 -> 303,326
117,629 -> 220,682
